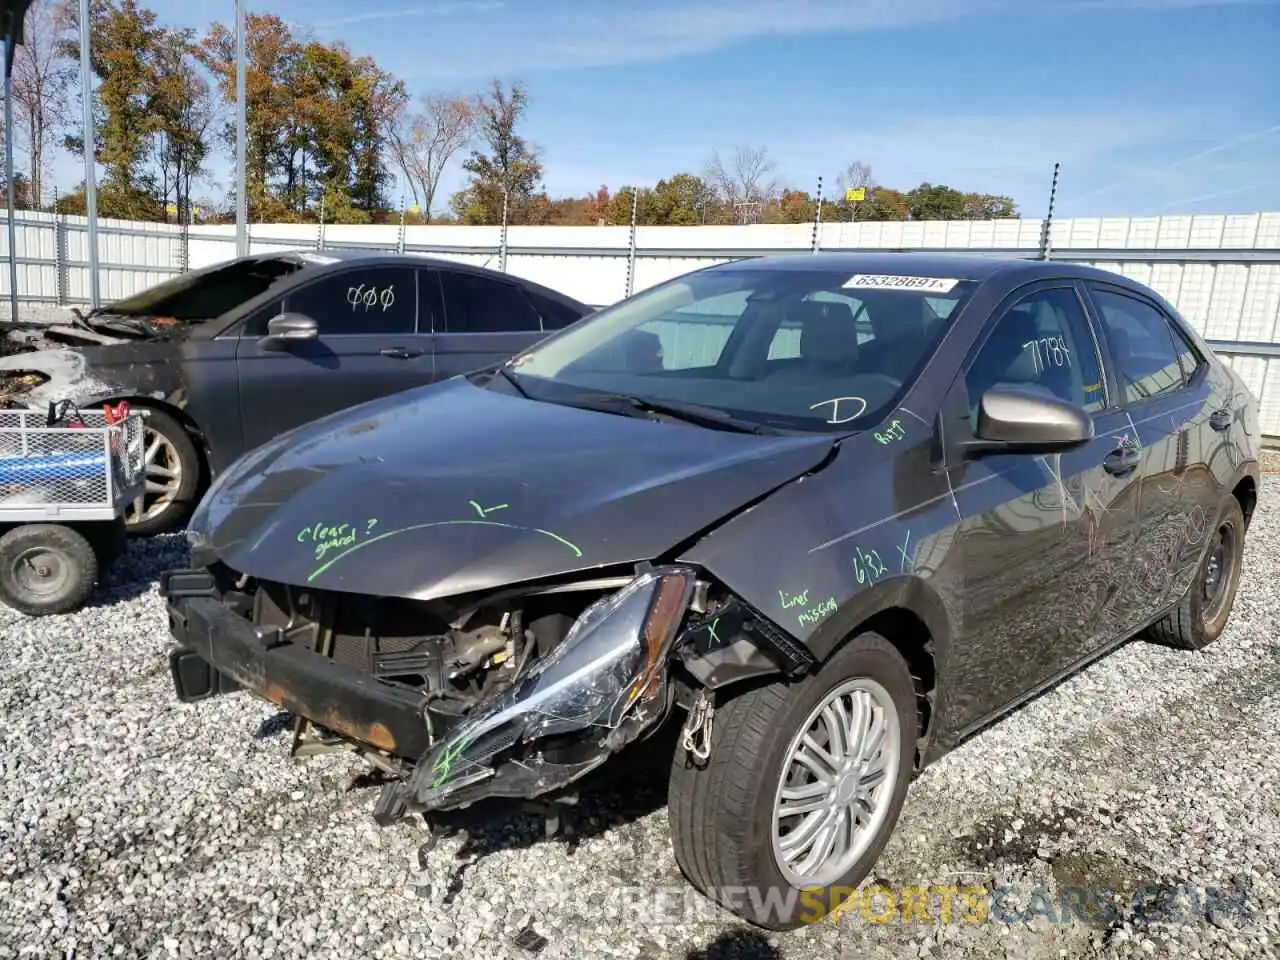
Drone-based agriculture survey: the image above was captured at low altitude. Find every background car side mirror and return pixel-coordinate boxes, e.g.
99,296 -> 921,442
962,387 -> 1093,457
260,312 -> 318,350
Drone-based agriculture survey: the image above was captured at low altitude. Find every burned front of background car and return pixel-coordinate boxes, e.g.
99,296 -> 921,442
163,555 -> 816,826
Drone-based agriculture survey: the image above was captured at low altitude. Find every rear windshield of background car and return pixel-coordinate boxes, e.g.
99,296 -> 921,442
509,267 -> 977,433
104,256 -> 303,321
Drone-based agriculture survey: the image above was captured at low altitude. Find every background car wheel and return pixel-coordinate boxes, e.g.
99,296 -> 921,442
667,631 -> 917,930
1144,497 -> 1246,651
0,524 -> 99,616
125,407 -> 202,537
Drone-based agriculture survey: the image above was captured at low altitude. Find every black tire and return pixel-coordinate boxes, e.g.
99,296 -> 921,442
667,631 -> 918,930
1144,497 -> 1246,651
0,524 -> 99,616
125,407 -> 202,537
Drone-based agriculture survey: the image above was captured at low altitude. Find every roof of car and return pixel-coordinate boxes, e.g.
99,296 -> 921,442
251,249 -> 590,309
716,251 -> 1122,284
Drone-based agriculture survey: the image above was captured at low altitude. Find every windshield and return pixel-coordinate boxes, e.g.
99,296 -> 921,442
101,256 -> 302,321
506,265 -> 976,433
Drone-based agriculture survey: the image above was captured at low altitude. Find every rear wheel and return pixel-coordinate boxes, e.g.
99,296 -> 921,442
124,407 -> 202,537
0,524 -> 98,616
667,632 -> 917,930
1144,497 -> 1246,651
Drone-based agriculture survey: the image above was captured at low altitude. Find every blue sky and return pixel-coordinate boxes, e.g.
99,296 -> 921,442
50,0 -> 1280,218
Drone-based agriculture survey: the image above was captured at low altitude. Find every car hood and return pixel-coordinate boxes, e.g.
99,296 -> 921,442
194,377 -> 837,600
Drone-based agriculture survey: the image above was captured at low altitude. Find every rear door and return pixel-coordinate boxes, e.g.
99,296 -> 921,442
431,269 -> 551,379
1082,281 -> 1219,623
234,264 -> 435,452
944,281 -> 1140,730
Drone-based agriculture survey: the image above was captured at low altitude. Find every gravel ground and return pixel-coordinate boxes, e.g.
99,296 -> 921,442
2,477 -> 1279,960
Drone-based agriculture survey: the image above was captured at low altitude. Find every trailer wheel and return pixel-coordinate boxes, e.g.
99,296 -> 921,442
0,524 -> 99,616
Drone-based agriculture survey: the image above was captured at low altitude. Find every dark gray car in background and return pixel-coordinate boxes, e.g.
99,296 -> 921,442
0,250 -> 591,534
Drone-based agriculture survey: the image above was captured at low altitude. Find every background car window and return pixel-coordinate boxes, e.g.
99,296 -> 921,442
416,269 -> 445,333
1168,319 -> 1205,383
965,287 -> 1107,416
441,271 -> 542,333
526,291 -> 585,330
1089,288 -> 1186,403
285,267 -> 417,335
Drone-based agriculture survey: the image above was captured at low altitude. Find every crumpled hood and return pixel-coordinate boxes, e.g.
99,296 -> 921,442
194,377 -> 836,600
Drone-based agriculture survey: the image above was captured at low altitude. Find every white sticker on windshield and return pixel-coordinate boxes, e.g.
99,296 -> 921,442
842,274 -> 960,292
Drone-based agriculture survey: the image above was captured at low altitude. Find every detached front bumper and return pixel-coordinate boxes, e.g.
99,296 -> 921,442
161,569 -> 432,758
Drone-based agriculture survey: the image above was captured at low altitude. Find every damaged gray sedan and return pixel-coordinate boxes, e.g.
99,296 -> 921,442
163,253 -> 1260,928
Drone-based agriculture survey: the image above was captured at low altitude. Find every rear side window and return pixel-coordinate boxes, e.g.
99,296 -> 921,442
440,271 -> 542,333
286,266 -> 418,335
965,286 -> 1107,414
526,291 -> 584,330
1168,320 -> 1205,384
1089,287 -> 1186,403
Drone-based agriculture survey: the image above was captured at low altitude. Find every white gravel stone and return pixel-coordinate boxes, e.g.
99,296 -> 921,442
1,479 -> 1278,959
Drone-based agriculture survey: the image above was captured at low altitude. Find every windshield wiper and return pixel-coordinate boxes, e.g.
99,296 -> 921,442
493,365 -> 531,399
568,391 -> 774,435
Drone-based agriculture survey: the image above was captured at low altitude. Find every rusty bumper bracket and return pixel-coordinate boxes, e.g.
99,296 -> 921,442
165,583 -> 432,760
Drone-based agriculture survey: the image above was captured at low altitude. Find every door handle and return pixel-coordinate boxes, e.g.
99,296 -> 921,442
379,347 -> 424,360
1102,447 -> 1141,476
1209,408 -> 1232,432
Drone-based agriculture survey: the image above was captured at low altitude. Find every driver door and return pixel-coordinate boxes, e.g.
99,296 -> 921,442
234,264 -> 436,453
942,282 -> 1140,731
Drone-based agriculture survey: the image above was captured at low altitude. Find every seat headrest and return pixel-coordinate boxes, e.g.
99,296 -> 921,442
794,300 -> 860,365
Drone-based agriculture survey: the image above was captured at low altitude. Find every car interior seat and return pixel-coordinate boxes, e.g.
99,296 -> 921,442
764,301 -> 861,382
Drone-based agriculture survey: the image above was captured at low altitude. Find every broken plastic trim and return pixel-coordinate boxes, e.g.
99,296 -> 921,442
402,566 -> 696,811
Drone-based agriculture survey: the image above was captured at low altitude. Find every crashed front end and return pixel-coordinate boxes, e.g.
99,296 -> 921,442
162,558 -> 811,821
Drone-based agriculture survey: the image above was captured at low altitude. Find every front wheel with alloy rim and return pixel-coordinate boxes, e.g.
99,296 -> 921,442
124,407 -> 203,537
667,631 -> 917,930
1144,496 -> 1246,651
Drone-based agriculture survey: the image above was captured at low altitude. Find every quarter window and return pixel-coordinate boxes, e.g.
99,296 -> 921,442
965,287 -> 1107,415
526,291 -> 585,330
440,272 -> 542,333
1089,288 -> 1186,403
285,267 -> 418,335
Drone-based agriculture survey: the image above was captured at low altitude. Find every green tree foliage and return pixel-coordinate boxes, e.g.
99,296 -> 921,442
452,80 -> 544,225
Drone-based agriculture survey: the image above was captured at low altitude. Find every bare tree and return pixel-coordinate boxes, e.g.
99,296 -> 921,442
837,160 -> 875,195
390,92 -> 479,222
704,144 -> 779,222
11,0 -> 76,207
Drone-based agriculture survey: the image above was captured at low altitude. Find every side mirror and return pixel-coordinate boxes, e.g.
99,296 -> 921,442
260,312 -> 318,350
963,388 -> 1093,457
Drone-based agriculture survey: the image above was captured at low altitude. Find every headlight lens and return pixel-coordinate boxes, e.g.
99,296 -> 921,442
412,567 -> 695,803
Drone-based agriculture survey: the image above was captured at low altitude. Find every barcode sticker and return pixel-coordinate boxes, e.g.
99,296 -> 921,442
843,274 -> 960,292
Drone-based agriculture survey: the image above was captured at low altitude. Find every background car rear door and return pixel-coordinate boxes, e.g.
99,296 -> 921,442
944,282 -> 1141,731
1082,281 -> 1221,623
431,269 -> 553,379
234,263 -> 436,453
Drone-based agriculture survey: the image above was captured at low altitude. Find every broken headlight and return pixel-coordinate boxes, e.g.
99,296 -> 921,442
409,567 -> 695,806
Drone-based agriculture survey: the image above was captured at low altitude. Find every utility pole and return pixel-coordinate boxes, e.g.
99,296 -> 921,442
78,0 -> 100,309
234,0 -> 247,256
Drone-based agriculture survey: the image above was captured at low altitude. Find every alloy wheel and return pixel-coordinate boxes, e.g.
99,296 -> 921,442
770,677 -> 902,888
125,426 -> 184,526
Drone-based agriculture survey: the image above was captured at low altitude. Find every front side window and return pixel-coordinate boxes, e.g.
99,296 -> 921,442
441,272 -> 542,333
286,267 -> 418,335
505,266 -> 977,433
964,286 -> 1107,416
1089,287 -> 1185,403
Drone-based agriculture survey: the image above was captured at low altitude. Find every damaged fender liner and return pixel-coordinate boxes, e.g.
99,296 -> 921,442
164,584 -> 431,759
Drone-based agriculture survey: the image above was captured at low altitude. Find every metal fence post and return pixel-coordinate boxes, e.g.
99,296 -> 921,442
625,189 -> 639,298
179,196 -> 190,272
316,194 -> 326,251
811,176 -> 824,254
396,195 -> 407,254
1039,162 -> 1060,261
53,187 -> 68,306
499,188 -> 510,272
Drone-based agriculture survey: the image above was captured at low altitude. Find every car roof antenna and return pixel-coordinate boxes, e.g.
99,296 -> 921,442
1038,162 -> 1061,262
